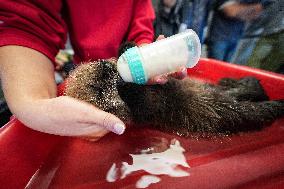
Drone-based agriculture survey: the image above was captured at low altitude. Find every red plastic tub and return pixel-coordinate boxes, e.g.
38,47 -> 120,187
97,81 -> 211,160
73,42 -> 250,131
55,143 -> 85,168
1,58 -> 284,189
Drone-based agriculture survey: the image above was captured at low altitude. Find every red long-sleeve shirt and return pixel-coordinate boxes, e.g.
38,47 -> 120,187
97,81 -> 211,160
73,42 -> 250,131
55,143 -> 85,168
0,0 -> 155,63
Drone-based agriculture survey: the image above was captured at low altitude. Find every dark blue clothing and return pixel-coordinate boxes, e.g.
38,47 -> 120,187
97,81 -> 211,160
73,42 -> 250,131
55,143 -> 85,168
207,40 -> 238,62
207,0 -> 262,41
154,0 -> 190,38
186,0 -> 212,43
207,0 -> 261,62
208,0 -> 243,42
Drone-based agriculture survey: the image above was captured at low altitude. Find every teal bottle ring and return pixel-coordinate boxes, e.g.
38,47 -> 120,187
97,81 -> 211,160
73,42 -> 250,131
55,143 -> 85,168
123,47 -> 147,85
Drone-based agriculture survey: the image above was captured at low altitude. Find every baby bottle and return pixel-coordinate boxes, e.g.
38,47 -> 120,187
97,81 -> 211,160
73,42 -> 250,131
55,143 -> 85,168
117,29 -> 201,84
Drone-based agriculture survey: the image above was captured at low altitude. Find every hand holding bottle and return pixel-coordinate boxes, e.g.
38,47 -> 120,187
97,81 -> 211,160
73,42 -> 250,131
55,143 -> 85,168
117,29 -> 201,85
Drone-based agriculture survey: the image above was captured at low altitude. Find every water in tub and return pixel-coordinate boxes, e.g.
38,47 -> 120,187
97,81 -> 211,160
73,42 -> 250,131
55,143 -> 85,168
24,136 -> 190,189
106,139 -> 190,188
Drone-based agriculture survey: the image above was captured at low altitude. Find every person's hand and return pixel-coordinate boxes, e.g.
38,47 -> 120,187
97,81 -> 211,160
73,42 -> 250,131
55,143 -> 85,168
147,35 -> 188,85
0,45 -> 126,142
16,96 -> 126,141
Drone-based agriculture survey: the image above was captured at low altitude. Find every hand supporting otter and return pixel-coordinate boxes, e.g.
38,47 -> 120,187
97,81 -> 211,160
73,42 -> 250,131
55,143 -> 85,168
0,46 -> 125,141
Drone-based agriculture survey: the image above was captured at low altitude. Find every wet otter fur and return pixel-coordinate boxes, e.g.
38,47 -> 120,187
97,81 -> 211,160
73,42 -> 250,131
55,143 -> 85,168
65,45 -> 284,137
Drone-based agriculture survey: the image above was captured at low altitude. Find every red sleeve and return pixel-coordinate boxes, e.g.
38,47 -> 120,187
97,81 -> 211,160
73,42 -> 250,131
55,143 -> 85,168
0,0 -> 67,62
127,0 -> 156,45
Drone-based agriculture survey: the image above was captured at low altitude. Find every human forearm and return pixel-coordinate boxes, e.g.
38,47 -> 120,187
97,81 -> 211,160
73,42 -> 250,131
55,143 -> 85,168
0,45 -> 57,115
0,45 -> 125,137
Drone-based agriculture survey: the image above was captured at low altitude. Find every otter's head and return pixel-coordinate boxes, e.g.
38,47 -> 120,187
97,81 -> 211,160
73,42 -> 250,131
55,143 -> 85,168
65,59 -> 130,121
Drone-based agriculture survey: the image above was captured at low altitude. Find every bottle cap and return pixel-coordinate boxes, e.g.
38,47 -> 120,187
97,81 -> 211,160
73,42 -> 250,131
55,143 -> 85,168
123,47 -> 147,84
185,31 -> 201,68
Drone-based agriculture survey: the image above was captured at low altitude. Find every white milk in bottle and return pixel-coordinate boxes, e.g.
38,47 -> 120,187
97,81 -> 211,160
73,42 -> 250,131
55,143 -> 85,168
117,29 -> 201,84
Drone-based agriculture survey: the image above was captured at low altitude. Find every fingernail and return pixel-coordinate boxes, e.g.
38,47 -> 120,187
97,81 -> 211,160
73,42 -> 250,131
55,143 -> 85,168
157,78 -> 168,84
156,78 -> 163,83
113,123 -> 125,135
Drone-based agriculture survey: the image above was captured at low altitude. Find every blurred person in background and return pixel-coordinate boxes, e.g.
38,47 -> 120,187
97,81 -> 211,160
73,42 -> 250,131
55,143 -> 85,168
206,0 -> 264,62
54,49 -> 75,84
232,0 -> 284,74
54,36 -> 75,83
154,0 -> 190,38
186,0 -> 213,43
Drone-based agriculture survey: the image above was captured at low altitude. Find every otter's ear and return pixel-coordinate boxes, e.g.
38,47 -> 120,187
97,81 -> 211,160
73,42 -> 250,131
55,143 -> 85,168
118,41 -> 137,57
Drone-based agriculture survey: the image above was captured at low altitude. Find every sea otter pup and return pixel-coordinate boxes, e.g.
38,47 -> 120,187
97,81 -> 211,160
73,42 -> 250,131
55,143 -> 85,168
65,45 -> 284,137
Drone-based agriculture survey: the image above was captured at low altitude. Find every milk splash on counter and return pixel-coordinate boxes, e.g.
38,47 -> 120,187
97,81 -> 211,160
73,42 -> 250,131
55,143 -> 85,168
106,139 -> 190,188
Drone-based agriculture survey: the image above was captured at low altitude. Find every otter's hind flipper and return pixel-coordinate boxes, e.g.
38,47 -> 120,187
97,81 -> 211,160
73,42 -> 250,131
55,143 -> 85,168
218,77 -> 269,102
214,100 -> 284,134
